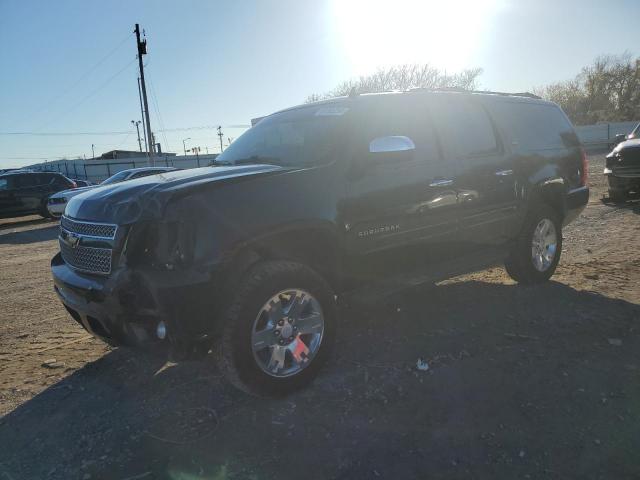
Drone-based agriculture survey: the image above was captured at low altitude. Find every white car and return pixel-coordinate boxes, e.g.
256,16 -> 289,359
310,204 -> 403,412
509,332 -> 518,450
47,167 -> 176,218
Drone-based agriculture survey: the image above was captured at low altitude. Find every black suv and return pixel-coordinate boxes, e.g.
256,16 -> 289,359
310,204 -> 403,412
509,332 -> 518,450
0,171 -> 76,219
51,90 -> 589,394
605,123 -> 640,202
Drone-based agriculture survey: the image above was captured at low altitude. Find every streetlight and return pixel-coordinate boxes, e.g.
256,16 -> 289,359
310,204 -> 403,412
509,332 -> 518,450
131,120 -> 143,152
182,138 -> 191,156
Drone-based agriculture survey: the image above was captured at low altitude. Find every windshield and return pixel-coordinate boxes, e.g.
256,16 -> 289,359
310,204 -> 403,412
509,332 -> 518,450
215,105 -> 351,167
101,170 -> 131,185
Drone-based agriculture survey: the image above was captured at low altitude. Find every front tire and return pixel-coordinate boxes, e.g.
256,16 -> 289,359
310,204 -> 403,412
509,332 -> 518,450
216,261 -> 336,395
505,205 -> 562,284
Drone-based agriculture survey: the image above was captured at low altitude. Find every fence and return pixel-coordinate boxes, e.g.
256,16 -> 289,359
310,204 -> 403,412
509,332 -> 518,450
27,153 -> 218,183
575,121 -> 639,150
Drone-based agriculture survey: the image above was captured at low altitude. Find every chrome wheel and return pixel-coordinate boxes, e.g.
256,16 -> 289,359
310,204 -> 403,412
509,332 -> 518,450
531,218 -> 557,272
251,289 -> 325,378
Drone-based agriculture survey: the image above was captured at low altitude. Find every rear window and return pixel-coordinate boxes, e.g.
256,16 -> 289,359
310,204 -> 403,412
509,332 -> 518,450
491,101 -> 577,151
15,174 -> 39,188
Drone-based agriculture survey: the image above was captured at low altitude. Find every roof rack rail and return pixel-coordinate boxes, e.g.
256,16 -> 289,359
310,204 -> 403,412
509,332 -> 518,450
407,87 -> 541,99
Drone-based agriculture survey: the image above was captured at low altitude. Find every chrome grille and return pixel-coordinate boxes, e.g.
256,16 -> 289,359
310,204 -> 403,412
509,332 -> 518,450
59,216 -> 117,275
60,216 -> 116,239
60,241 -> 112,275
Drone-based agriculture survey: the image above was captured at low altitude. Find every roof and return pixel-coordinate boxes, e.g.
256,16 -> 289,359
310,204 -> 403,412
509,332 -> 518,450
271,88 -> 553,119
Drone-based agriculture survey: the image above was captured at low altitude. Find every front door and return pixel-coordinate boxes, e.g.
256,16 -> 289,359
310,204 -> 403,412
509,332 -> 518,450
343,96 -> 459,281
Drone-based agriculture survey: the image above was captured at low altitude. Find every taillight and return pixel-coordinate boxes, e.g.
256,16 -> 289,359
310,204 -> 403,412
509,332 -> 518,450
71,181 -> 77,188
579,147 -> 588,187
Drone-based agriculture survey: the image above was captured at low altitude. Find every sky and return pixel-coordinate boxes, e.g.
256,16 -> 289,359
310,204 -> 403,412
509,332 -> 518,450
0,0 -> 638,168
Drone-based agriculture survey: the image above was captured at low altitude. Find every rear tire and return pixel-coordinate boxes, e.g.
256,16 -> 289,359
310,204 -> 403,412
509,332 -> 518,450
216,260 -> 336,396
505,205 -> 562,284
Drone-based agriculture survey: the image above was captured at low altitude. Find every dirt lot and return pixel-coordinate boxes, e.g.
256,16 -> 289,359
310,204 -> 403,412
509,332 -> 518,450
1,153 -> 639,479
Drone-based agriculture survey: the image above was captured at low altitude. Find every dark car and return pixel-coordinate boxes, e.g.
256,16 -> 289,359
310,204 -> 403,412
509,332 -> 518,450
51,90 -> 589,394
605,135 -> 640,202
0,171 -> 76,219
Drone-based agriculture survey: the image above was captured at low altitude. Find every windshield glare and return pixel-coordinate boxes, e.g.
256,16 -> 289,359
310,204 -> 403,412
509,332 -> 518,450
215,106 -> 351,167
101,170 -> 130,185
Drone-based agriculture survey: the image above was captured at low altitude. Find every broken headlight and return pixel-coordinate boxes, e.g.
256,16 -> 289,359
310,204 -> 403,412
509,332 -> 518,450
127,220 -> 196,270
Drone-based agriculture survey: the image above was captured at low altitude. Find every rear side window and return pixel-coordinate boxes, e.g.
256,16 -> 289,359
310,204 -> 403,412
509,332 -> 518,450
0,178 -> 9,190
15,174 -> 38,188
433,97 -> 498,157
491,101 -> 577,151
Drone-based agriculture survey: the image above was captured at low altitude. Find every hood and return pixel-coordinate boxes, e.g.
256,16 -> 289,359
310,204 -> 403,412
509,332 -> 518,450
65,164 -> 285,224
613,138 -> 640,153
50,184 -> 97,199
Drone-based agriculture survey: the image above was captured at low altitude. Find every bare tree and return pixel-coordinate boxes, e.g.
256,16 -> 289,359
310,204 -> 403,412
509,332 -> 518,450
306,64 -> 483,103
535,53 -> 640,124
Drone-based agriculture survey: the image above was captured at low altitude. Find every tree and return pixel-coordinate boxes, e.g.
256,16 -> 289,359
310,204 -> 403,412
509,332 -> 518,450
306,64 -> 483,103
535,53 -> 640,125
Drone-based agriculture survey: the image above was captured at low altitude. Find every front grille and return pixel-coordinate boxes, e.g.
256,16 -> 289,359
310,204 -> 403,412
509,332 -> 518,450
60,216 -> 116,239
59,216 -> 117,275
60,240 -> 112,275
613,166 -> 640,177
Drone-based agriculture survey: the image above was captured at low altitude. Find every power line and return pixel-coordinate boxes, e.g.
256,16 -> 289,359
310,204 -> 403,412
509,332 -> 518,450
23,32 -> 134,123
33,57 -> 137,132
0,124 -> 251,136
147,76 -> 171,151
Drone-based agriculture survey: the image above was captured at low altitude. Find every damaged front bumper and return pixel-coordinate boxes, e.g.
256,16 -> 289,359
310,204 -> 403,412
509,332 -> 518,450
51,252 -> 217,357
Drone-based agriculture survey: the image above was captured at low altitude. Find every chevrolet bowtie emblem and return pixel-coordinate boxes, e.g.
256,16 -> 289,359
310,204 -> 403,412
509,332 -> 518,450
66,232 -> 81,249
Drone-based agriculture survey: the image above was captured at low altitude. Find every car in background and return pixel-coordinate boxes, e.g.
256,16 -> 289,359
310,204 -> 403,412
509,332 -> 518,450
605,135 -> 640,202
0,171 -> 76,219
73,179 -> 93,187
612,122 -> 640,145
46,167 -> 177,218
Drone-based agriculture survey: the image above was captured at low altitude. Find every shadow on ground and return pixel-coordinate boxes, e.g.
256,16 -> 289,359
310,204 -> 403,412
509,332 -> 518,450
0,224 -> 59,245
1,280 -> 639,479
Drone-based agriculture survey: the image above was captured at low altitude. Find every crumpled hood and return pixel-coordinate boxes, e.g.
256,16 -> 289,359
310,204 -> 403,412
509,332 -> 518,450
65,164 -> 285,224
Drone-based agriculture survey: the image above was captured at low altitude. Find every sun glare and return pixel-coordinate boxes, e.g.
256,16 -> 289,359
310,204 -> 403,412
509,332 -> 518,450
332,0 -> 499,76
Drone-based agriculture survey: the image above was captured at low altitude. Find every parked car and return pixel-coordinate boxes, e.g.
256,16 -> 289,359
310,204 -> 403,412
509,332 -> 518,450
0,171 -> 76,219
73,179 -> 93,187
51,90 -> 589,394
605,136 -> 640,202
612,122 -> 640,145
47,167 -> 176,218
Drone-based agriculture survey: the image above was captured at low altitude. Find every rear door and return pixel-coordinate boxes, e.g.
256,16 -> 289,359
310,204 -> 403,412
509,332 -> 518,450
343,95 -> 459,280
0,176 -> 21,217
431,95 -> 518,252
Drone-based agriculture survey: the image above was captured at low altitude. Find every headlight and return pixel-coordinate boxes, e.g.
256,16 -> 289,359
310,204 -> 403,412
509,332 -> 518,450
126,220 -> 196,270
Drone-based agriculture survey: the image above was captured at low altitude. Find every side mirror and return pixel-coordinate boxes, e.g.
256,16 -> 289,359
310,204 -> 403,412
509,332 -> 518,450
614,133 -> 626,144
369,136 -> 416,154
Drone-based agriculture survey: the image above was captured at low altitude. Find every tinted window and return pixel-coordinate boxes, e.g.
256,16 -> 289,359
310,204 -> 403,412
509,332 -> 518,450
15,174 -> 39,188
358,97 -> 440,162
102,170 -> 133,185
433,97 -> 498,157
130,169 -> 165,179
491,101 -> 576,151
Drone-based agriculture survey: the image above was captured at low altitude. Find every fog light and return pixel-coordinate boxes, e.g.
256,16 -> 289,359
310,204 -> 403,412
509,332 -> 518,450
156,321 -> 167,340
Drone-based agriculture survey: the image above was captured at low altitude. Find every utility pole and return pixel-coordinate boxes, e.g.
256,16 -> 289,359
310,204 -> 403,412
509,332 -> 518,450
131,120 -> 143,152
134,24 -> 155,165
91,144 -> 95,159
137,77 -> 148,152
217,126 -> 224,153
182,137 -> 191,156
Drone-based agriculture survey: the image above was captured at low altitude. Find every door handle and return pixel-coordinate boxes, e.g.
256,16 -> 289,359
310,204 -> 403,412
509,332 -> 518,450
495,169 -> 513,176
429,179 -> 454,187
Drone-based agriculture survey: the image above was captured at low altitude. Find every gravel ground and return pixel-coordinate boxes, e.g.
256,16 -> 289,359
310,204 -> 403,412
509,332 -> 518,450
0,153 -> 639,480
